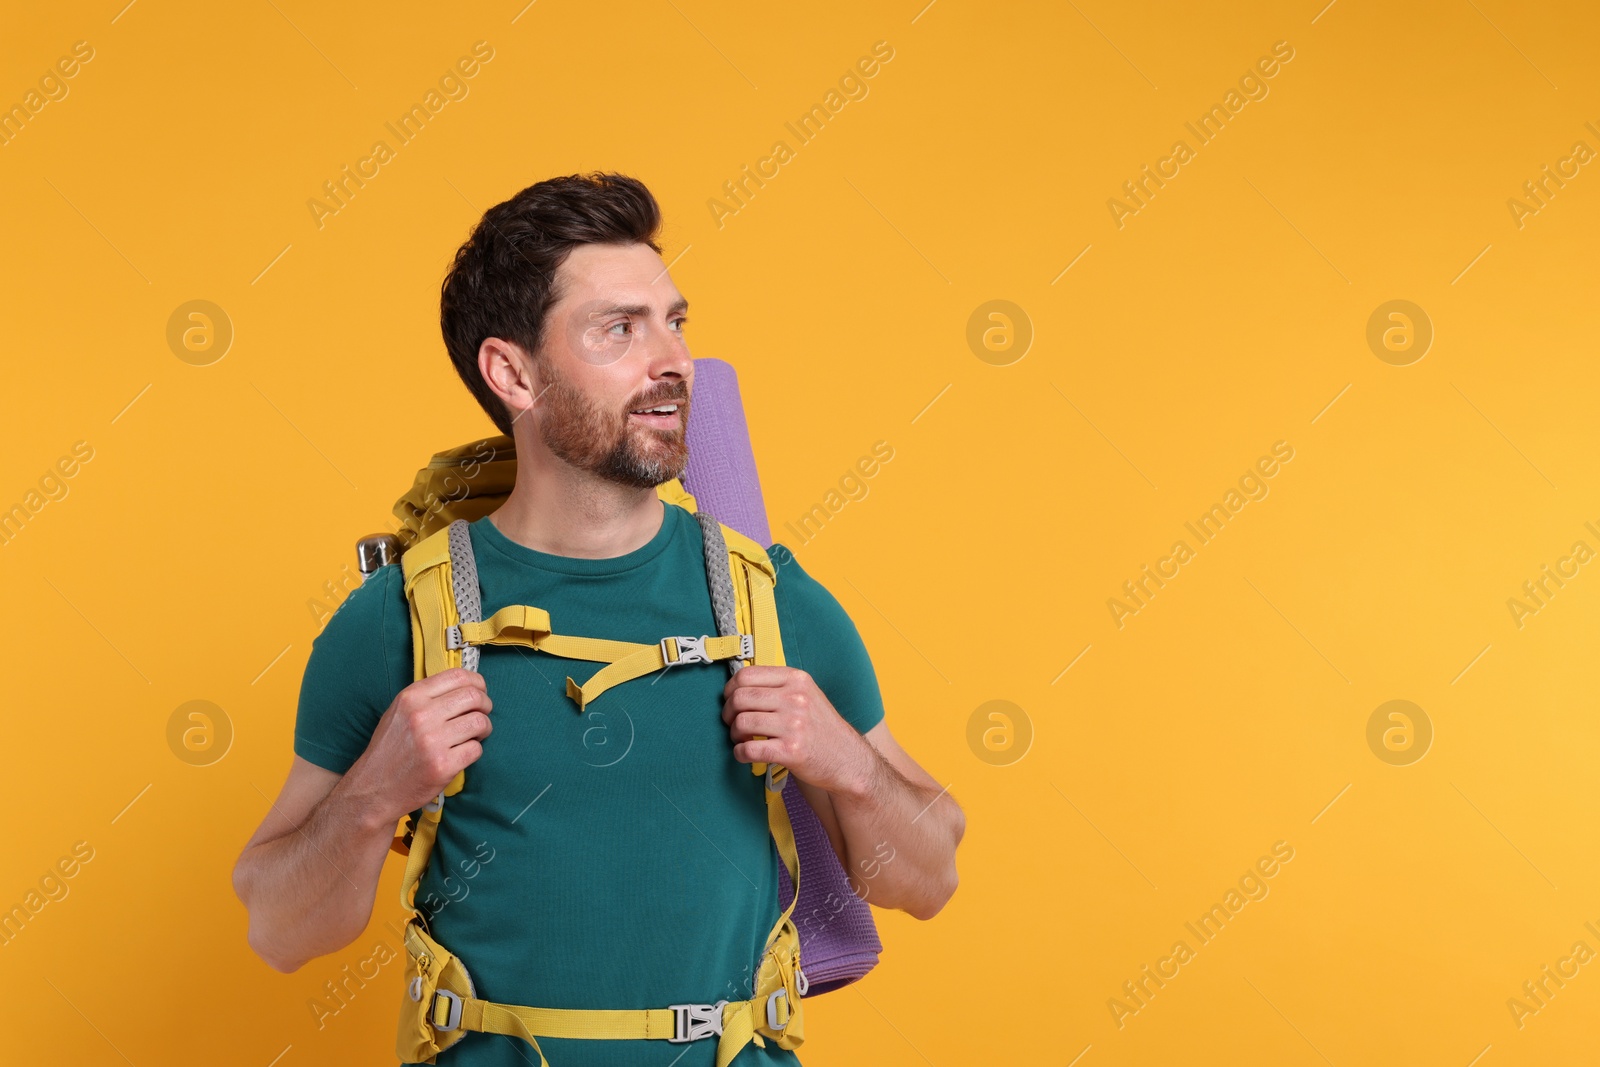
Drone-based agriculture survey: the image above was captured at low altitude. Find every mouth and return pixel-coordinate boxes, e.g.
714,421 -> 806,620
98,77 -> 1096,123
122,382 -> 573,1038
627,401 -> 683,429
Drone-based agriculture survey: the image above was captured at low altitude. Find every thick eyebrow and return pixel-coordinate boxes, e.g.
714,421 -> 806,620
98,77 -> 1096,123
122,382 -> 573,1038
600,298 -> 689,317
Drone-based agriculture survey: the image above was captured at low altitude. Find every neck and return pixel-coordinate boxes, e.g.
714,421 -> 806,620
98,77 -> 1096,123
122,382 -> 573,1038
488,437 -> 666,560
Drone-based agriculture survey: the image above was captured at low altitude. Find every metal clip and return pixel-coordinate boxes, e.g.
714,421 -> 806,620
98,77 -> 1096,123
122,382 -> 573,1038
668,1000 -> 727,1042
431,989 -> 463,1032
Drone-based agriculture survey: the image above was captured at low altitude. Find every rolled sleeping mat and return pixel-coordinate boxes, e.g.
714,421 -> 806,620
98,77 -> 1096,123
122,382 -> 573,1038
682,357 -> 884,996
683,358 -> 772,548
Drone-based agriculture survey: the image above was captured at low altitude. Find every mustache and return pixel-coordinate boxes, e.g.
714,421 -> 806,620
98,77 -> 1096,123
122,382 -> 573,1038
625,386 -> 690,411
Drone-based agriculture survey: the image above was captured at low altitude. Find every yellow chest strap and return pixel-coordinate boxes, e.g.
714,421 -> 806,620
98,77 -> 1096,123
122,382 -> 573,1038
447,603 -> 755,712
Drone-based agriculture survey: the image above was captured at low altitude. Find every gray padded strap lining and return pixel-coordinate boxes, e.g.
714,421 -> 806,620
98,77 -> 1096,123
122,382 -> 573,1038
695,509 -> 744,673
446,519 -> 483,673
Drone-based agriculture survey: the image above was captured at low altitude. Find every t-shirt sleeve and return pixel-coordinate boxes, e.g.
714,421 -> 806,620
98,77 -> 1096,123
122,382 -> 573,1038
293,562 -> 412,774
768,543 -> 887,736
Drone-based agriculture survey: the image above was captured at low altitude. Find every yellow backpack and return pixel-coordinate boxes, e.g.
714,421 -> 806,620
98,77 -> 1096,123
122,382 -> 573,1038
369,437 -> 807,1067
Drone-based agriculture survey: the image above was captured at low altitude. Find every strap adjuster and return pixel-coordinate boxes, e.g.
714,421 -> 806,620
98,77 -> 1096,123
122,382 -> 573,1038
430,989 -> 463,1032
660,635 -> 710,666
765,989 -> 789,1031
668,1000 -> 727,1042
445,625 -> 465,651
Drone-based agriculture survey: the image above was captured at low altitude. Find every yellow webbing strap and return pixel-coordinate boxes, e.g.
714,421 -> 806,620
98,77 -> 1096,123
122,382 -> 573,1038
435,987 -> 791,1067
726,524 -> 785,778
456,604 -> 752,713
398,526 -> 466,916
562,633 -> 750,711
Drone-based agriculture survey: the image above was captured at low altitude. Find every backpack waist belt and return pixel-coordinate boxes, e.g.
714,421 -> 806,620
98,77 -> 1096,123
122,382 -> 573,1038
398,768 -> 806,1067
411,923 -> 804,1067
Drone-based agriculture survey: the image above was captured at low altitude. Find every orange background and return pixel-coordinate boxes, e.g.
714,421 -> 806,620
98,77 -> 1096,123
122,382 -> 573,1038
4,1 -> 1600,1064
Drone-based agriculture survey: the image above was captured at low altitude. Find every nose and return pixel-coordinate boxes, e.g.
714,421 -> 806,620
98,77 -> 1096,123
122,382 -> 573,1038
644,322 -> 693,394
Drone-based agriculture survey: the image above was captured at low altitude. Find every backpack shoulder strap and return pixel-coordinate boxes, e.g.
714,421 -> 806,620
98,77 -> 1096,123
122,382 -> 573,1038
697,514 -> 783,665
396,519 -> 480,916
692,510 -> 807,1045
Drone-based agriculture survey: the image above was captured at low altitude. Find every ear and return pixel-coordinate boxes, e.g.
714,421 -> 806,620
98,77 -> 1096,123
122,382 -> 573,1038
479,337 -> 542,423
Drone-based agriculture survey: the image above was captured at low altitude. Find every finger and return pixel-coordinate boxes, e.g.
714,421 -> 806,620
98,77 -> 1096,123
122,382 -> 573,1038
728,709 -> 783,742
444,710 -> 493,746
732,738 -> 784,766
721,683 -> 788,722
722,665 -> 790,697
438,685 -> 493,721
412,666 -> 487,698
449,738 -> 484,769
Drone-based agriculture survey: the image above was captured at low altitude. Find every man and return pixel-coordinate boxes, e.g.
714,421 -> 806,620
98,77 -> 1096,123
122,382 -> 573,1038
232,172 -> 964,1065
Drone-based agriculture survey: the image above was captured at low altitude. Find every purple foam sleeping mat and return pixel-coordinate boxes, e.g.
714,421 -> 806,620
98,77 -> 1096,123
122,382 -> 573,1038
682,357 -> 884,996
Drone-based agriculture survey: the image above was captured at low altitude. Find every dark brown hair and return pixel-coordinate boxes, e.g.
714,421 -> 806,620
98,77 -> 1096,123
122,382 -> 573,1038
439,172 -> 663,435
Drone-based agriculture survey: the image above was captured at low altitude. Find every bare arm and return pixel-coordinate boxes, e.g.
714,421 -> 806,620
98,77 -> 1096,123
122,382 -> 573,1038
799,719 -> 965,920
723,666 -> 965,920
232,668 -> 494,973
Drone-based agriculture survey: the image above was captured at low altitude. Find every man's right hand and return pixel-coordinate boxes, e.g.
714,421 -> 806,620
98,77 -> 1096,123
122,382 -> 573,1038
343,667 -> 493,823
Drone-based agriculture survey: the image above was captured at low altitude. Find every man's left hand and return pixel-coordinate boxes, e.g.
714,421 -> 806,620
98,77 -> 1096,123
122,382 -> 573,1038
721,665 -> 874,796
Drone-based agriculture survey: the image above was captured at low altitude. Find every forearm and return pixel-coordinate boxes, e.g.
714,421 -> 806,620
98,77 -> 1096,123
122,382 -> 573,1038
831,747 -> 964,920
234,777 -> 395,972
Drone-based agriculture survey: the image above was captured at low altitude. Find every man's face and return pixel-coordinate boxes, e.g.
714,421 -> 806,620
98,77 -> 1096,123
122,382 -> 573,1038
529,242 -> 693,489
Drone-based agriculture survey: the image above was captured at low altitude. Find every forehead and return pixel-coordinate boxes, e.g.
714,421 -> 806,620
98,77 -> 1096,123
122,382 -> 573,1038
554,242 -> 682,309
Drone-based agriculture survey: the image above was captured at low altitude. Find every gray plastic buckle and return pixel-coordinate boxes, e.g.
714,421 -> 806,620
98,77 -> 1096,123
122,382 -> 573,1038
765,989 -> 788,1031
668,1000 -> 727,1042
736,633 -> 754,661
422,791 -> 444,813
431,989 -> 463,1031
661,635 -> 710,666
445,625 -> 465,651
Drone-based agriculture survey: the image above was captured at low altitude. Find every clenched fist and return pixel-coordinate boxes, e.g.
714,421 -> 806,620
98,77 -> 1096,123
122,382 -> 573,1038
345,668 -> 493,823
721,665 -> 874,796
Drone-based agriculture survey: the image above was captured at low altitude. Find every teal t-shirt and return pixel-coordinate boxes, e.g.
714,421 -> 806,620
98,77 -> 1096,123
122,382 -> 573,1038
293,498 -> 886,1066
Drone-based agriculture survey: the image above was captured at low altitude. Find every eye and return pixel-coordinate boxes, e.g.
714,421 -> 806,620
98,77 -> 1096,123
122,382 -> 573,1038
607,320 -> 633,335
671,317 -> 688,332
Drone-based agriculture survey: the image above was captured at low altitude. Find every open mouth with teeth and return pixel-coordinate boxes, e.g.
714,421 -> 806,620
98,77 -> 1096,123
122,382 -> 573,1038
628,402 -> 682,428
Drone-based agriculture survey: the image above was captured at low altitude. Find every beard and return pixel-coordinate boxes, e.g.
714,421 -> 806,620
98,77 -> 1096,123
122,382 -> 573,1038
534,359 -> 690,489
